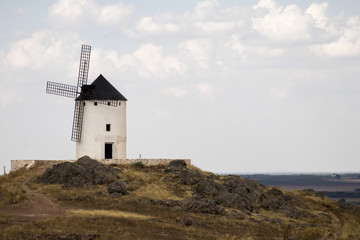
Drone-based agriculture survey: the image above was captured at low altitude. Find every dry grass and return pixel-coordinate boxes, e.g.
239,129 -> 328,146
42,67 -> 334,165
131,183 -> 187,201
121,166 -> 193,200
68,209 -> 152,220
1,164 -> 360,240
0,168 -> 29,206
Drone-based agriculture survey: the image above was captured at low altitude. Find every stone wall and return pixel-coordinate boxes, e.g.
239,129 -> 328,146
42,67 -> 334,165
11,158 -> 191,172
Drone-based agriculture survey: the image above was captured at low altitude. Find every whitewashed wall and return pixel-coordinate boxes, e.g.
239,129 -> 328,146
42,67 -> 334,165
76,100 -> 126,159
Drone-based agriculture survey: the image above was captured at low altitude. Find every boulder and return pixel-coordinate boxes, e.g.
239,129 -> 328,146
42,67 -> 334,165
168,160 -> 187,172
38,156 -> 120,188
108,180 -> 127,195
180,198 -> 225,214
215,193 -> 243,208
196,179 -> 226,197
180,170 -> 202,185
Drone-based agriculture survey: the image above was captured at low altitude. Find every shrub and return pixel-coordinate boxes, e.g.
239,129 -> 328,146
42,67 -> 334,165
133,162 -> 145,169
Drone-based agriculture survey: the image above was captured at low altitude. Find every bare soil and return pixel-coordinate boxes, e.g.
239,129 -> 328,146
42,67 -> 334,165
0,167 -> 65,224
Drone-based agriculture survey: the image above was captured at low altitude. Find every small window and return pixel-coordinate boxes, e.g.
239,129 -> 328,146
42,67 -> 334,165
106,124 -> 111,131
107,102 -> 111,106
94,102 -> 98,106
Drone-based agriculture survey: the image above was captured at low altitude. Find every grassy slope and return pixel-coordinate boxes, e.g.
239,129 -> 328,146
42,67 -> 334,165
0,164 -> 360,240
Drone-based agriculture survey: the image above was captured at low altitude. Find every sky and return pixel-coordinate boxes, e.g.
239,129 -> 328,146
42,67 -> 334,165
1,0 -> 360,174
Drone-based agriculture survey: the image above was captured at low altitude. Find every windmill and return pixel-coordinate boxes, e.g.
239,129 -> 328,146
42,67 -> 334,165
46,45 -> 127,159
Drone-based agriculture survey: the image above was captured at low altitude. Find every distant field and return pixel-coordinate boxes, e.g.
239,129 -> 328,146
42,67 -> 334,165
238,173 -> 360,204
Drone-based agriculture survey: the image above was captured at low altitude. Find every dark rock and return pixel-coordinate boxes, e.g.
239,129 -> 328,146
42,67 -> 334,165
180,218 -> 193,227
223,175 -> 263,192
196,179 -> 226,197
301,189 -> 316,196
214,192 -> 248,210
260,187 -> 306,216
75,195 -> 93,201
315,192 -> 324,198
168,160 -> 187,172
249,217 -> 258,222
149,199 -> 180,208
65,233 -> 100,240
268,188 -> 284,196
43,232 -> 100,240
227,210 -> 246,220
180,198 -> 225,214
271,218 -> 284,224
164,199 -> 180,207
38,156 -> 120,188
108,180 -> 127,195
319,213 -> 332,219
222,175 -> 265,205
180,169 -> 202,185
283,208 -> 315,219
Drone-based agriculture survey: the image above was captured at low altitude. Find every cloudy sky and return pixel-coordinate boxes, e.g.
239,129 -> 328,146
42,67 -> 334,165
1,0 -> 360,174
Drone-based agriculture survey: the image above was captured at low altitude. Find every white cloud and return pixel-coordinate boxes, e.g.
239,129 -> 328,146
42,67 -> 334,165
195,21 -> 242,33
224,34 -> 285,57
310,16 -> 360,57
49,0 -> 91,22
0,88 -> 18,107
270,87 -> 286,98
254,0 -> 282,12
305,3 -> 329,30
253,47 -> 284,56
197,83 -> 214,95
163,87 -> 188,97
48,0 -> 134,26
13,8 -> 27,16
131,44 -> 185,76
98,3 -> 135,25
134,16 -> 180,36
224,34 -> 245,54
136,17 -> 162,33
4,30 -> 81,69
252,4 -> 312,42
194,0 -> 219,20
92,44 -> 186,77
130,0 -> 245,37
305,3 -> 339,37
182,39 -> 212,68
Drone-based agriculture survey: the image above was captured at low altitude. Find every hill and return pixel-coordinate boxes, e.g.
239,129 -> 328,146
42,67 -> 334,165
0,157 -> 360,239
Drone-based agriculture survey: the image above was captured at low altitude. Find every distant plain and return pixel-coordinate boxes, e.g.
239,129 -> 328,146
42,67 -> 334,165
238,173 -> 360,204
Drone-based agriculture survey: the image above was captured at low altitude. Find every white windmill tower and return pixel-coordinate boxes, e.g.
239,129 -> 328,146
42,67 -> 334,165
46,45 -> 127,160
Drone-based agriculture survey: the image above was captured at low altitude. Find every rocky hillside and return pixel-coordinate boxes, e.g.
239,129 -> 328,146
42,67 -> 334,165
1,156 -> 360,239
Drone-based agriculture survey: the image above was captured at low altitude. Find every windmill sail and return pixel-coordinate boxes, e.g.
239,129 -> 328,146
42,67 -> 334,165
77,45 -> 91,88
46,81 -> 78,98
46,44 -> 121,143
71,101 -> 85,142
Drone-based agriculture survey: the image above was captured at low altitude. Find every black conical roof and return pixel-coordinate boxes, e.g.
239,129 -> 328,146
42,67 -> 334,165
76,74 -> 127,101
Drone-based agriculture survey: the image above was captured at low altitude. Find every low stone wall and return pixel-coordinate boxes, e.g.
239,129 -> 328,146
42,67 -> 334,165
99,159 -> 191,167
11,160 -> 76,172
11,158 -> 191,172
11,160 -> 35,171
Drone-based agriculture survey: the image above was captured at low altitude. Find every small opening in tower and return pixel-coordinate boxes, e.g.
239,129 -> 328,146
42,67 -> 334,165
94,102 -> 97,106
107,102 -> 110,105
106,124 -> 111,131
